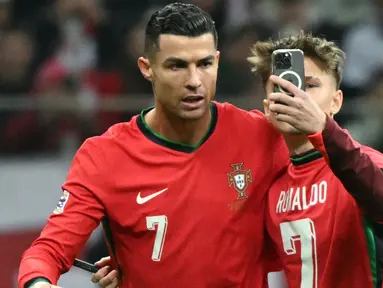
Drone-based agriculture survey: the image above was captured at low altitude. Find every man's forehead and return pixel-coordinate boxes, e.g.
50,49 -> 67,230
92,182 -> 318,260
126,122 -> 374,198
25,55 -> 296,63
159,33 -> 215,47
303,57 -> 328,76
304,70 -> 328,81
156,33 -> 216,60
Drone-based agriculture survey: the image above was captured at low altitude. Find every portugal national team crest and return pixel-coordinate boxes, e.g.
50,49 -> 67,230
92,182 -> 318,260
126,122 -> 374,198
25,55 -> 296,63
53,190 -> 70,214
227,163 -> 252,200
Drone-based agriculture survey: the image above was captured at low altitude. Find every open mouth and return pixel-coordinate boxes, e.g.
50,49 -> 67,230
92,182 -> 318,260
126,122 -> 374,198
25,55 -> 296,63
181,95 -> 205,110
182,96 -> 204,103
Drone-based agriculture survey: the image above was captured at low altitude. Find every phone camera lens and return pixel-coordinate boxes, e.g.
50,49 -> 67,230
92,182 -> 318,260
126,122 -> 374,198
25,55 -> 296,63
275,53 -> 283,61
276,61 -> 284,69
283,57 -> 291,66
282,53 -> 292,68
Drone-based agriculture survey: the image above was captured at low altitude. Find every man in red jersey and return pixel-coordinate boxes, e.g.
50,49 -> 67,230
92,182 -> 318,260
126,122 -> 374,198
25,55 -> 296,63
247,31 -> 383,287
19,3 -> 377,288
18,3 -> 290,288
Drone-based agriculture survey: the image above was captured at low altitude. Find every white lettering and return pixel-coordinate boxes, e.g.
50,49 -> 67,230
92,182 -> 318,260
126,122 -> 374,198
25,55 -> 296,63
287,188 -> 294,212
319,181 -> 327,203
291,187 -> 302,211
310,184 -> 318,206
276,191 -> 286,214
275,181 -> 328,214
302,186 -> 309,210
282,189 -> 290,213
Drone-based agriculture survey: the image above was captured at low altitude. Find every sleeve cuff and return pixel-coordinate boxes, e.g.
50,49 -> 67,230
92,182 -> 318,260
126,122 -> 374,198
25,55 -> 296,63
19,257 -> 59,288
307,116 -> 334,163
24,277 -> 51,288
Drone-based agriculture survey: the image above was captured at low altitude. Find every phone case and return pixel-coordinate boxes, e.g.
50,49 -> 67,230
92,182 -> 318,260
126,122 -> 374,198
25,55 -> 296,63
271,49 -> 305,94
73,258 -> 99,273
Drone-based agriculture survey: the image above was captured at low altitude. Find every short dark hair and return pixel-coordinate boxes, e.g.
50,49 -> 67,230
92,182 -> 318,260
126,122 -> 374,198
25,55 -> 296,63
144,2 -> 218,57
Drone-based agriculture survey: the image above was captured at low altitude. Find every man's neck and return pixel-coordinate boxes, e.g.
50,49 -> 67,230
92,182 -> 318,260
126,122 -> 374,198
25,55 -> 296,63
144,106 -> 212,146
283,133 -> 315,157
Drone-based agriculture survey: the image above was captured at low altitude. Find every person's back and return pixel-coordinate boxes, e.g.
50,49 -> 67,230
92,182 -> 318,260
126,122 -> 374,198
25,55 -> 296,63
266,147 -> 383,288
247,31 -> 383,288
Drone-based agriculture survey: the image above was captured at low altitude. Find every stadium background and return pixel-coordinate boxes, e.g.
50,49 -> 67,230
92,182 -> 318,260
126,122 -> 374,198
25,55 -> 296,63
1,0 -> 382,287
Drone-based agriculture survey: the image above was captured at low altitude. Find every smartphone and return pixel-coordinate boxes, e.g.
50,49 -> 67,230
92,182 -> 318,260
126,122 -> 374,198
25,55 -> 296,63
271,49 -> 305,95
73,258 -> 99,273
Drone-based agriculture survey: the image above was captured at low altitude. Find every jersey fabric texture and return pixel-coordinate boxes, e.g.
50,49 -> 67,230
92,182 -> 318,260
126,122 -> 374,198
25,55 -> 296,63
266,144 -> 383,288
18,102 -> 289,288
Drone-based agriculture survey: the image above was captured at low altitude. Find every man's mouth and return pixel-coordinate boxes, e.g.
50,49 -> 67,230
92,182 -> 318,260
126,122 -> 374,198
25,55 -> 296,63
182,96 -> 204,103
181,95 -> 205,109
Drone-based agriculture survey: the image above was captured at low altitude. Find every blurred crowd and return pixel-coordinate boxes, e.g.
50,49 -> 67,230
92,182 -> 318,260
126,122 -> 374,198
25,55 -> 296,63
1,0 -> 383,156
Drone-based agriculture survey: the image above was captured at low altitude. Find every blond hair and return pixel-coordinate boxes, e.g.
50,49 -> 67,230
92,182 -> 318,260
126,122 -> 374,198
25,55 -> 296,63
247,31 -> 346,89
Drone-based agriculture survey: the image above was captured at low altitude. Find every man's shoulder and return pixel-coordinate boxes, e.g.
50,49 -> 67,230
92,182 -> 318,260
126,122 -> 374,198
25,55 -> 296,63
86,116 -> 139,147
360,145 -> 383,168
75,116 -> 140,162
103,116 -> 139,138
214,101 -> 284,146
215,101 -> 271,128
214,101 -> 287,163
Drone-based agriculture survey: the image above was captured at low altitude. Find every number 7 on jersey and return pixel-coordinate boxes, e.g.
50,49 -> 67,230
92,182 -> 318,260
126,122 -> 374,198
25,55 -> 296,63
280,218 -> 318,288
146,215 -> 168,261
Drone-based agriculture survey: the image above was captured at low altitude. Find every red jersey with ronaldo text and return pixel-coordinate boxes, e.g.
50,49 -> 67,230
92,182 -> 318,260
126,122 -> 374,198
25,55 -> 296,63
266,148 -> 383,288
18,102 -> 289,288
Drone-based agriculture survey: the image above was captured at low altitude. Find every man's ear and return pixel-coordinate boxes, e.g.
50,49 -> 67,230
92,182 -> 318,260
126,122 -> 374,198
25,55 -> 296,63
263,99 -> 271,120
138,57 -> 153,81
330,89 -> 343,117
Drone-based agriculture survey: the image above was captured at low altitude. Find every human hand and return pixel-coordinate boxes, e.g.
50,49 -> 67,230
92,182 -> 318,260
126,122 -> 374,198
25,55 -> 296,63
91,257 -> 119,288
268,75 -> 327,134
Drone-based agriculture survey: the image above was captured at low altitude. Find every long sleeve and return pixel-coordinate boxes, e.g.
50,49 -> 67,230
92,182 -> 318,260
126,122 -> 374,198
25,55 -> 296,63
18,139 -> 106,287
308,116 -> 383,221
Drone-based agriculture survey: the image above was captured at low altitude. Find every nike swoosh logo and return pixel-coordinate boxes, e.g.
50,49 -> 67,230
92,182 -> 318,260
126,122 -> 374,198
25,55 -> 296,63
136,188 -> 168,204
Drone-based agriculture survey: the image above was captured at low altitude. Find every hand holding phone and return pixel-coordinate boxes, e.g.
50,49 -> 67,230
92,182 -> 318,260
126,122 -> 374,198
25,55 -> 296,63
271,49 -> 305,95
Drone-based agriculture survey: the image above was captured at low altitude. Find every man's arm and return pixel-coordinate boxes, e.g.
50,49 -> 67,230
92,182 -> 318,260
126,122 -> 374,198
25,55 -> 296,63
308,116 -> 383,221
18,139 -> 106,288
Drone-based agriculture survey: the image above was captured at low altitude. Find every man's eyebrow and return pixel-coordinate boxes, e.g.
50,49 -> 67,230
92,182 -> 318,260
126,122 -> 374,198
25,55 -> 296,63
198,55 -> 215,62
305,76 -> 322,82
164,55 -> 215,63
163,57 -> 189,65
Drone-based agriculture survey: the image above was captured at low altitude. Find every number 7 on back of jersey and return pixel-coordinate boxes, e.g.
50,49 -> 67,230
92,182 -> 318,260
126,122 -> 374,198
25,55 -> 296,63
280,218 -> 318,288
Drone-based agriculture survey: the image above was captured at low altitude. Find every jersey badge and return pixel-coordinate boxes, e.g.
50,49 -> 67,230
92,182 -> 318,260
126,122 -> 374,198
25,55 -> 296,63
227,163 -> 252,200
53,190 -> 70,214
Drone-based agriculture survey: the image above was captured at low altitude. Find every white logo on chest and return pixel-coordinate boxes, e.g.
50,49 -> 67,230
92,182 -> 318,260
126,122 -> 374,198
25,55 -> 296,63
137,188 -> 168,204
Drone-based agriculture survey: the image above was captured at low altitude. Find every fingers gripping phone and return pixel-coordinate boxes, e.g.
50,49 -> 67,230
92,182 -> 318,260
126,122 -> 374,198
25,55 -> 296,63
271,49 -> 305,95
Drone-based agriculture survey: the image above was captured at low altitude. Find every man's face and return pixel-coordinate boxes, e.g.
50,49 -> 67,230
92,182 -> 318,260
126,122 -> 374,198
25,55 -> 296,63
265,56 -> 342,134
148,33 -> 219,120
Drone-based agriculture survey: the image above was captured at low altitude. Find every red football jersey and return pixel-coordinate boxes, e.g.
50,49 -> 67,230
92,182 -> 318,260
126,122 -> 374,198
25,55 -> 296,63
18,102 -> 289,288
266,148 -> 383,288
